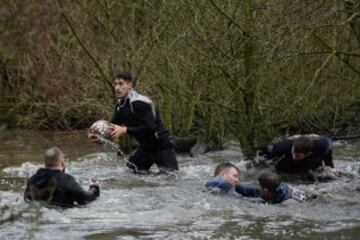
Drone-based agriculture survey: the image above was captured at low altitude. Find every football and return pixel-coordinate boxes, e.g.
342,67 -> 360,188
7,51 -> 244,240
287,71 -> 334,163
88,120 -> 111,140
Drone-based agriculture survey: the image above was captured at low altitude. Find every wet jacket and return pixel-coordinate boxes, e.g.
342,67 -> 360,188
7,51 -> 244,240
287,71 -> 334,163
258,135 -> 334,174
260,183 -> 307,204
111,90 -> 174,151
24,168 -> 100,207
205,178 -> 306,204
205,177 -> 261,197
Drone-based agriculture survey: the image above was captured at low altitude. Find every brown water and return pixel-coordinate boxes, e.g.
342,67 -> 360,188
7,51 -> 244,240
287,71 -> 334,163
1,129 -> 360,240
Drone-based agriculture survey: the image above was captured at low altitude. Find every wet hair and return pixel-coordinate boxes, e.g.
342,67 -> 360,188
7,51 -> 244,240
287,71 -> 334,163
293,136 -> 313,155
257,171 -> 280,193
114,70 -> 133,82
44,147 -> 63,168
213,162 -> 240,177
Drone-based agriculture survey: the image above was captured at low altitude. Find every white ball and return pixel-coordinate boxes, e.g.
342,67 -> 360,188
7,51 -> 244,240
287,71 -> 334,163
89,120 -> 111,139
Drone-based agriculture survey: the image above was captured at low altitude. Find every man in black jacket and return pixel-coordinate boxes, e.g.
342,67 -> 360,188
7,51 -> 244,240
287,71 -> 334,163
108,70 -> 179,173
24,147 -> 100,207
257,134 -> 340,177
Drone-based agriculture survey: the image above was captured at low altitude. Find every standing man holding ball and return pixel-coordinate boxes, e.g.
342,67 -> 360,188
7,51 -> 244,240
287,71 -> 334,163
108,70 -> 179,173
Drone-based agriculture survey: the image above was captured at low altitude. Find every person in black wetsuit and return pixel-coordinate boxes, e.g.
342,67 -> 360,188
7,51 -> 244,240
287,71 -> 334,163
108,70 -> 179,173
24,147 -> 100,207
257,134 -> 340,177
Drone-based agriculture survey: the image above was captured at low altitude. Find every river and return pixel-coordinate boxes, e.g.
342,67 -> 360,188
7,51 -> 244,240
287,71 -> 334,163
0,129 -> 359,239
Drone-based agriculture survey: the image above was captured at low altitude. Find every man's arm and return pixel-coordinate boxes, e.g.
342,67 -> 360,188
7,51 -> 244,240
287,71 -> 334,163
64,175 -> 100,205
24,181 -> 32,202
323,149 -> 334,168
205,178 -> 233,193
235,184 -> 261,198
320,137 -> 335,168
323,146 -> 340,176
314,136 -> 340,176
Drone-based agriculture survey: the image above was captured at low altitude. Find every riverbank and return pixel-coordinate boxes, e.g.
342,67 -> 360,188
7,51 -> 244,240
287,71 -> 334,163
1,0 -> 359,158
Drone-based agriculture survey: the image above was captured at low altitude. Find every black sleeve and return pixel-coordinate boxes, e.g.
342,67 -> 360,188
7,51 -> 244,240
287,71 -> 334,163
63,175 -> 99,205
320,137 -> 334,168
24,176 -> 39,202
111,106 -> 121,125
88,185 -> 100,197
312,136 -> 334,168
24,181 -> 31,202
126,101 -> 156,135
258,139 -> 293,158
323,149 -> 334,168
324,137 -> 335,168
235,184 -> 261,198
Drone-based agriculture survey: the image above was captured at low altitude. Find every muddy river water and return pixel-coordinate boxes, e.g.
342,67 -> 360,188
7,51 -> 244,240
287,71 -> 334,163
0,129 -> 359,239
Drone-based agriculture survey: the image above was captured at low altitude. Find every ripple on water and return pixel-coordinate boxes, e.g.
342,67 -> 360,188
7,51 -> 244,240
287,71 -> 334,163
1,141 -> 360,239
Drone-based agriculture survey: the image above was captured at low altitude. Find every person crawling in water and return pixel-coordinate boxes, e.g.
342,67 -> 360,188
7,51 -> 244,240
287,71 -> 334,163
256,170 -> 307,204
205,163 -> 307,204
24,147 -> 100,207
205,162 -> 260,197
256,134 -> 340,177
